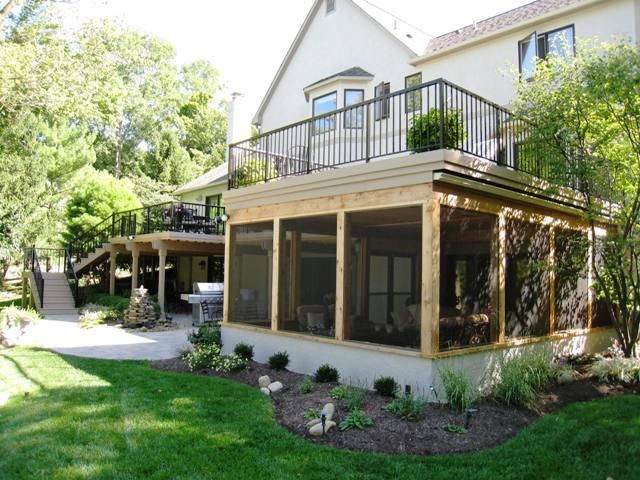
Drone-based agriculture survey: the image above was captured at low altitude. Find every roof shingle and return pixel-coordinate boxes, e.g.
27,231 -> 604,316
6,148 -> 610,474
425,0 -> 586,54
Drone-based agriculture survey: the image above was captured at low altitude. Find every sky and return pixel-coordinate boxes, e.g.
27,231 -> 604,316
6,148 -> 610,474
59,0 -> 532,137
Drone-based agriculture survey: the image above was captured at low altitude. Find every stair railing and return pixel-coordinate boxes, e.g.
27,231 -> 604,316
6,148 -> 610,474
64,248 -> 80,308
26,246 -> 45,308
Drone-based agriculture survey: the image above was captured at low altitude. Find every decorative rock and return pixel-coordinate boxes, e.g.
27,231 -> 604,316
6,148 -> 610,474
123,285 -> 157,327
260,387 -> 271,396
268,381 -> 283,393
321,402 -> 335,421
309,420 -> 336,436
306,418 -> 321,427
258,375 -> 271,388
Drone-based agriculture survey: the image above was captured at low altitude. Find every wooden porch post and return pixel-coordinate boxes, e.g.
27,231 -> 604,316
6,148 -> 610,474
335,211 -> 349,341
271,219 -> 282,331
421,194 -> 440,355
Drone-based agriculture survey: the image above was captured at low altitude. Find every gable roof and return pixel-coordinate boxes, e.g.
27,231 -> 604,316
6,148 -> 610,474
304,66 -> 374,90
422,0 -> 594,56
174,162 -> 228,195
252,0 -> 423,126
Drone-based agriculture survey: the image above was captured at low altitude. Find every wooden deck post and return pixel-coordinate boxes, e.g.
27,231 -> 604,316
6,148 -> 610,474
223,225 -> 235,324
498,212 -> 506,343
271,219 -> 282,331
421,194 -> 440,355
335,211 -> 349,341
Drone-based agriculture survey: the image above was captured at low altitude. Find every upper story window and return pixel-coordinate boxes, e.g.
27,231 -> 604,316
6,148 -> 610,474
344,89 -> 364,129
312,91 -> 337,133
326,0 -> 335,14
519,25 -> 575,80
374,82 -> 390,120
405,73 -> 422,113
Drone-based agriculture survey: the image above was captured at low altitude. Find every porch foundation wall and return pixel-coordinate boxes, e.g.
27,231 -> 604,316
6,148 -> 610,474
221,324 -> 614,394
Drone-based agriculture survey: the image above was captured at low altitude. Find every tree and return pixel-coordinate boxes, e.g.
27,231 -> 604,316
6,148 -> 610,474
515,40 -> 640,357
64,169 -> 141,242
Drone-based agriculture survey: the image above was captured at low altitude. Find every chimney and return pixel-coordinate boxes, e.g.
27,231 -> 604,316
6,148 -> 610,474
225,92 -> 244,163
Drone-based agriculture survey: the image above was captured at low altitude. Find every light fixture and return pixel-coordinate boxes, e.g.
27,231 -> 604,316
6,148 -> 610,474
221,213 -> 229,222
464,408 -> 478,429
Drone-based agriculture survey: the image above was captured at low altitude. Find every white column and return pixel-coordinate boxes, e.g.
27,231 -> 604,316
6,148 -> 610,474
157,246 -> 167,319
109,252 -> 118,295
131,247 -> 140,291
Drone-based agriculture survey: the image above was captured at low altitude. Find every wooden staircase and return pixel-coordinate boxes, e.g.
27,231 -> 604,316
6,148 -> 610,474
27,271 -> 78,315
74,244 -> 110,274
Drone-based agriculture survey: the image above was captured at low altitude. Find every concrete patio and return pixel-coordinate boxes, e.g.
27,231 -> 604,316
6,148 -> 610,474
18,313 -> 193,360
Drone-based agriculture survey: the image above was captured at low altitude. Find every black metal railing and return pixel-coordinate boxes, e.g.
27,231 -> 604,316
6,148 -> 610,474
68,201 -> 226,261
229,78 -> 554,189
64,248 -> 80,307
23,247 -> 66,273
24,246 -> 45,308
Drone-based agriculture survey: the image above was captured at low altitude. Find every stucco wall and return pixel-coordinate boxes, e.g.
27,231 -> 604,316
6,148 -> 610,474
221,324 -> 613,395
415,0 -> 637,108
259,0 -> 415,131
178,183 -> 226,205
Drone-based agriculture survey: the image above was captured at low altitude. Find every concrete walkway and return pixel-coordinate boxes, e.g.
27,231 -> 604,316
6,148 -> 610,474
18,314 -> 193,361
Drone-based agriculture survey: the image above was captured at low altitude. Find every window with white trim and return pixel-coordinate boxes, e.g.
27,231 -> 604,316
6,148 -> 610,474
518,25 -> 575,80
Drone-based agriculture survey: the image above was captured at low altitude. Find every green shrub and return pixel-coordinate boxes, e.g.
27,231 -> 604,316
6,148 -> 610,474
339,409 -> 373,431
407,108 -> 465,153
88,294 -> 129,315
383,394 -> 427,421
188,324 -> 221,347
373,376 -> 398,397
233,343 -> 254,361
79,304 -> 120,328
314,364 -> 339,383
591,357 -> 640,384
343,387 -> 367,412
0,306 -> 39,345
303,408 -> 320,420
182,344 -> 247,372
493,354 -> 562,406
299,377 -> 314,394
268,351 -> 289,371
444,423 -> 468,435
440,367 -> 474,411
328,385 -> 348,399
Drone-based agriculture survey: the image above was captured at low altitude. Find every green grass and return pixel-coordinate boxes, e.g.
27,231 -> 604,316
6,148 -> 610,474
0,297 -> 20,309
1,348 -> 639,480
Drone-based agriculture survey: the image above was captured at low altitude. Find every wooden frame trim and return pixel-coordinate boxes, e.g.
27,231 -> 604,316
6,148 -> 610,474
549,226 -> 557,334
222,225 -> 235,324
271,218 -> 282,331
335,211 -> 348,341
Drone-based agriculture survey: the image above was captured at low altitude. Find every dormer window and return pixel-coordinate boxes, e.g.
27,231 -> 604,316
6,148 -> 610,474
518,25 -> 575,80
326,0 -> 335,14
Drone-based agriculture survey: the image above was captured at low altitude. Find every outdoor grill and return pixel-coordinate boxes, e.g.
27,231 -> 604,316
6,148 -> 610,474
180,282 -> 224,326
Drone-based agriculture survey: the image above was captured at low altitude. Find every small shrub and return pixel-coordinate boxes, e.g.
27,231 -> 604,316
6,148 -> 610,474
0,306 -> 39,345
591,357 -> 640,384
79,305 -> 120,329
444,423 -> 468,435
314,363 -> 339,383
343,387 -> 367,412
183,344 -> 247,372
188,324 -> 221,347
373,376 -> 399,397
493,354 -> 562,406
233,343 -> 254,361
328,385 -> 348,399
383,394 -> 427,421
303,408 -> 320,420
268,351 -> 289,371
440,367 -> 474,411
87,294 -> 130,316
407,108 -> 465,152
339,409 -> 374,431
299,377 -> 314,394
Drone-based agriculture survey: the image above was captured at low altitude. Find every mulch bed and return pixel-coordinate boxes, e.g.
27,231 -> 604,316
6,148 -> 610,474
152,358 -> 638,455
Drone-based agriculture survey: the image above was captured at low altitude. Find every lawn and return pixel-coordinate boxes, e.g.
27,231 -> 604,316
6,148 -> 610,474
0,348 -> 639,480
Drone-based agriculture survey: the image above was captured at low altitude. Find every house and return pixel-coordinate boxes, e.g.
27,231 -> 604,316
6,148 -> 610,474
219,0 -> 638,390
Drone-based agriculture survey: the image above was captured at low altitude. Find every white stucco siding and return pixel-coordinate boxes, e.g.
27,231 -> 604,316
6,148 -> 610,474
259,0 -> 415,131
222,324 -> 613,394
178,183 -> 226,205
415,0 -> 638,107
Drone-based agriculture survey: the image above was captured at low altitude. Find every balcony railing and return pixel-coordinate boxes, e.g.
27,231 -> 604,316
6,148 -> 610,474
68,201 -> 226,261
229,78 -> 554,189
